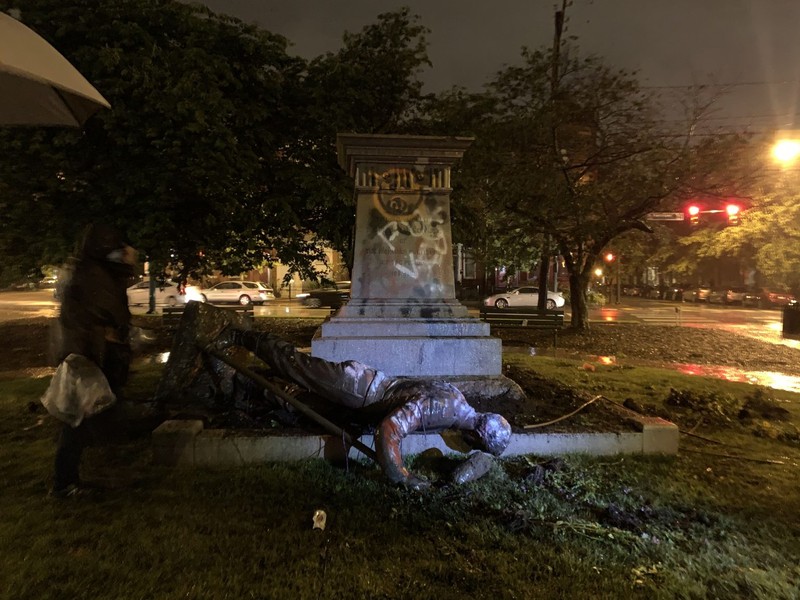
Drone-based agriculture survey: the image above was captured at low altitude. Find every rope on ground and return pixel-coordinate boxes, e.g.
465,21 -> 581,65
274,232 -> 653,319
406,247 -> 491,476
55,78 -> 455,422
523,395 -> 603,430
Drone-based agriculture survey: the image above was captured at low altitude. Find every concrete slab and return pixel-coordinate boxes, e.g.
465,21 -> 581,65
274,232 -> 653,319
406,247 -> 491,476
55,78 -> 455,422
152,412 -> 679,468
151,419 -> 203,467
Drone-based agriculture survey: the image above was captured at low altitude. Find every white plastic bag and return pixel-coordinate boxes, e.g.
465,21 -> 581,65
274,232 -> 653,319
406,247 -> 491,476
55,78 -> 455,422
40,354 -> 116,427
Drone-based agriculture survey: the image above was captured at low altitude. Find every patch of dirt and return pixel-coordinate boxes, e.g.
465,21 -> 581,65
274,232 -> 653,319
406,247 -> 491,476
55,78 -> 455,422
496,363 -> 633,433
0,318 -> 54,374
7,317 -> 800,434
496,324 -> 800,375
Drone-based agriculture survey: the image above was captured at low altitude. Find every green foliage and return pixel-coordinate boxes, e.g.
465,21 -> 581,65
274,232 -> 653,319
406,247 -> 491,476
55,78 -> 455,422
0,2 -> 433,285
586,289 -> 607,306
702,181 -> 800,293
622,135 -> 772,288
420,39 -> 728,328
0,0 -> 314,281
281,7 -> 433,271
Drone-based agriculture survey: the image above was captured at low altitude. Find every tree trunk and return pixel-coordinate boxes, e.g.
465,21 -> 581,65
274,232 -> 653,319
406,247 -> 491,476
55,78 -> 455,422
537,256 -> 550,310
147,261 -> 159,315
569,270 -> 590,329
537,238 -> 551,310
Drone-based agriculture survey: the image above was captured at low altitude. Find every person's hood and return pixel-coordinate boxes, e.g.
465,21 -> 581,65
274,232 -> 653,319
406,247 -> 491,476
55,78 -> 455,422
76,223 -> 129,261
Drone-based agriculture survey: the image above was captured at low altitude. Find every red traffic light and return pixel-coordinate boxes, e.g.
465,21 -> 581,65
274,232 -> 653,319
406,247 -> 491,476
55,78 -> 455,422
726,203 -> 740,224
687,204 -> 701,225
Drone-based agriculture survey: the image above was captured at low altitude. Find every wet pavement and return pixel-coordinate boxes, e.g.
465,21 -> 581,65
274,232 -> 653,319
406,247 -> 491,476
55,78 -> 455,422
3,291 -> 800,393
670,363 -> 800,394
591,300 -> 800,351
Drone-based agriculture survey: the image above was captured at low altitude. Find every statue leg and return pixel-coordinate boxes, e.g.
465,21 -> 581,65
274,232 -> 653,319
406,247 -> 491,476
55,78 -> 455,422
236,330 -> 388,409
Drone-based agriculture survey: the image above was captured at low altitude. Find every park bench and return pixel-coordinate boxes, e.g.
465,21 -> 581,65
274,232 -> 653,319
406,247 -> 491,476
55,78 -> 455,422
479,306 -> 565,347
162,304 -> 254,330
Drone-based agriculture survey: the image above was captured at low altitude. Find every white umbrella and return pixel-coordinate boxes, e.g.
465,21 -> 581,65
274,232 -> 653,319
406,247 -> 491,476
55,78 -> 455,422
0,11 -> 110,127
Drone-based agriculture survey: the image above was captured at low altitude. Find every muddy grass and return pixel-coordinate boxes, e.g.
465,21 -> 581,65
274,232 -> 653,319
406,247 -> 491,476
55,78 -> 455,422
9,316 -> 800,435
5,318 -> 800,599
497,323 -> 800,374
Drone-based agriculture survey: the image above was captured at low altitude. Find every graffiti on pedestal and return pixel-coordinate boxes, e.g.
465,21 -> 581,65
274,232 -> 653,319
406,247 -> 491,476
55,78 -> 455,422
363,167 -> 450,298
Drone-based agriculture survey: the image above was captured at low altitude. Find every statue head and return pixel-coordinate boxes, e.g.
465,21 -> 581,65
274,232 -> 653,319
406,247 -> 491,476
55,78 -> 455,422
463,412 -> 511,456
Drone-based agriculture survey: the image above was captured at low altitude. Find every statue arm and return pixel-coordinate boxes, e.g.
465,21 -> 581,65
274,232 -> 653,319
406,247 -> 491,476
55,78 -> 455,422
376,383 -> 478,490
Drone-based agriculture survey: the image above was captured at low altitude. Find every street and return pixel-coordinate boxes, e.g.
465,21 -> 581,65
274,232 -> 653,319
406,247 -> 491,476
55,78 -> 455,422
595,297 -> 800,350
2,289 -> 798,350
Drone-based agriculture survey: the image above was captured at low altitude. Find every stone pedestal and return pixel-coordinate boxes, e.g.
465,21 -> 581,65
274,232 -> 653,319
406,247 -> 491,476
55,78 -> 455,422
311,134 -> 502,378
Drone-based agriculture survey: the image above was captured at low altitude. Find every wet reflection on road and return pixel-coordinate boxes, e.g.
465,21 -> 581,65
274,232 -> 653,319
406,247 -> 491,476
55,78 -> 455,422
674,363 -> 800,394
598,307 -> 621,322
580,354 -> 800,394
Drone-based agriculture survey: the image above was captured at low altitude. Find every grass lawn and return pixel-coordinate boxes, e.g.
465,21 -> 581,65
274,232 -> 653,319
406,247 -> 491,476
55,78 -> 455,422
1,352 -> 799,599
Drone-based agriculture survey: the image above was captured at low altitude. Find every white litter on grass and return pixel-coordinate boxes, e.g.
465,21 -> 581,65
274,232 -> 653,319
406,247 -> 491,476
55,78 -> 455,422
313,509 -> 327,530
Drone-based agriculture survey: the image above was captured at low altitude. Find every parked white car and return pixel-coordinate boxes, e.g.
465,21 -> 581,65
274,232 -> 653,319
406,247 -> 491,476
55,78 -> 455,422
483,286 -> 566,310
127,280 -> 202,307
200,281 -> 274,306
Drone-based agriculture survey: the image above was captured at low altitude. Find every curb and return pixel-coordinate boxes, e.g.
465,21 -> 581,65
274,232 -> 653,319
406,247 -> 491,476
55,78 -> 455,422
152,410 -> 679,468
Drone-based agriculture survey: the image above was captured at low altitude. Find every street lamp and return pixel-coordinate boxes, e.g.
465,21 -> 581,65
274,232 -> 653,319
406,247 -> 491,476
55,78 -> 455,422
772,139 -> 800,167
603,252 -> 621,304
772,129 -> 800,168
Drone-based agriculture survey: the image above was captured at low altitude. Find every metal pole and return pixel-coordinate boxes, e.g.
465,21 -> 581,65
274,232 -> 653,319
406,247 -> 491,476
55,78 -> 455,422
616,257 -> 621,304
205,347 -> 378,462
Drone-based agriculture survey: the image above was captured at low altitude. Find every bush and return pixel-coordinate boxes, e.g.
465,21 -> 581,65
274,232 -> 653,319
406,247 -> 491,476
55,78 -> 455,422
587,289 -> 607,306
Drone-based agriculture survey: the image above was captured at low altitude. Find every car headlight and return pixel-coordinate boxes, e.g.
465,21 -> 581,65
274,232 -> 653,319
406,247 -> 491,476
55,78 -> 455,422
296,292 -> 310,299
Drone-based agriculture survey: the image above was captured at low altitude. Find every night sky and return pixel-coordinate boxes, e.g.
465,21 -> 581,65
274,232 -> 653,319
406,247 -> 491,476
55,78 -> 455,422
198,0 -> 800,133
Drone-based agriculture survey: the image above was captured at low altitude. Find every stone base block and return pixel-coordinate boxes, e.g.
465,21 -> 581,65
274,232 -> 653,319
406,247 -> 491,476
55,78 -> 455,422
151,412 -> 679,468
318,317 -> 490,338
447,375 -> 527,406
311,334 -> 502,377
152,419 -> 204,466
640,417 -> 680,454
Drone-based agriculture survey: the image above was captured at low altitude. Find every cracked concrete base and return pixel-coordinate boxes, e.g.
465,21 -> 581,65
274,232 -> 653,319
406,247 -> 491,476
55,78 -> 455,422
152,408 -> 678,468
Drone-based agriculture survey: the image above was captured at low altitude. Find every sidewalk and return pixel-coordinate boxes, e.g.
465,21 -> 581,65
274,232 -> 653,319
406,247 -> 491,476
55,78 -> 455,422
460,299 -> 638,324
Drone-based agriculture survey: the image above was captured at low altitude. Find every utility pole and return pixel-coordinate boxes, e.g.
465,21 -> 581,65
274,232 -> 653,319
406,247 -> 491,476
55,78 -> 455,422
538,0 -> 567,311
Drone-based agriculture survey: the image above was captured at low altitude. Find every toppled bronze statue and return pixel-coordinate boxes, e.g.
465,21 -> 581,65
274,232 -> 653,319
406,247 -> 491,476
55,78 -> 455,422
157,302 -> 512,490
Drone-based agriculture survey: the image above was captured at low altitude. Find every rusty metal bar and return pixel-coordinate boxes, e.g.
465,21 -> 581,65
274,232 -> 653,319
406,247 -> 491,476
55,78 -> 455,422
204,347 -> 378,462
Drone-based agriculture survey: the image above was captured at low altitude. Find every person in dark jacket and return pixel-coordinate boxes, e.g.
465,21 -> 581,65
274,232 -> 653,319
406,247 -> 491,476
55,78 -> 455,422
51,223 -> 136,498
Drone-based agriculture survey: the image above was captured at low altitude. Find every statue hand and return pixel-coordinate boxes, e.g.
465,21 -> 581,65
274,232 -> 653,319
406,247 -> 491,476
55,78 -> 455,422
402,473 -> 431,492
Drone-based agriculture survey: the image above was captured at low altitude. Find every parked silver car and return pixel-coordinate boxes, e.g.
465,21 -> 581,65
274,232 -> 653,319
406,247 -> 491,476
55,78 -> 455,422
200,281 -> 274,306
685,285 -> 712,302
127,279 -> 203,307
483,286 -> 565,310
723,286 -> 748,305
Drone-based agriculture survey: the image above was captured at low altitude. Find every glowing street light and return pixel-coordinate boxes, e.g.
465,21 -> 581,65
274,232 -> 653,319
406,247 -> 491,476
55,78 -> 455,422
603,251 -> 621,304
772,138 -> 800,167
